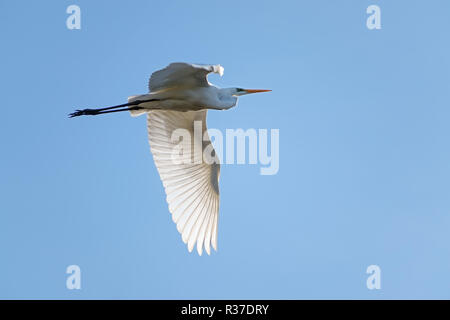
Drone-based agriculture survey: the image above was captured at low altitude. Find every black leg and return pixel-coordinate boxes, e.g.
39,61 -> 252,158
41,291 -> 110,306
69,98 -> 160,118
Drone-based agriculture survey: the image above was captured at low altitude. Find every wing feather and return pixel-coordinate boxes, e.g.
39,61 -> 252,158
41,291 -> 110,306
147,110 -> 220,255
148,62 -> 224,92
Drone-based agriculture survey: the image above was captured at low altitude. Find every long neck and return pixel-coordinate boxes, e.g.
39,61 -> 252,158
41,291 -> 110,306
216,88 -> 238,110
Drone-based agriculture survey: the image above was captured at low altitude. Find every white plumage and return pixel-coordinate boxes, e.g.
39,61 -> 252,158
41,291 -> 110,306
70,62 -> 270,255
147,109 -> 220,255
148,63 -> 224,92
137,63 -> 224,255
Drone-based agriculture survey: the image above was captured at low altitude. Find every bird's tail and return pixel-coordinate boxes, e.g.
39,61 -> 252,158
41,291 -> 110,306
128,95 -> 150,117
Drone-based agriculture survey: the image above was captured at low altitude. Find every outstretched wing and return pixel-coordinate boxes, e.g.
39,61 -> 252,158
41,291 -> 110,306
147,110 -> 220,255
148,62 -> 224,92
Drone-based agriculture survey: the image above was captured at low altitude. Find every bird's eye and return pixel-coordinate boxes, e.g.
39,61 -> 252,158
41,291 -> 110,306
237,88 -> 244,92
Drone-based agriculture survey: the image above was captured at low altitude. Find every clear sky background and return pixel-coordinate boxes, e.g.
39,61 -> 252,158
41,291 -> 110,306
1,0 -> 450,299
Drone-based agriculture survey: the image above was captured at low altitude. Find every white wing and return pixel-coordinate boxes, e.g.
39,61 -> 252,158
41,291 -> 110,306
147,110 -> 220,255
148,62 -> 224,92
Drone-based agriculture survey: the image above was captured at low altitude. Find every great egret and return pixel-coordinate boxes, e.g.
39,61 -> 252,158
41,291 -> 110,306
70,62 -> 270,255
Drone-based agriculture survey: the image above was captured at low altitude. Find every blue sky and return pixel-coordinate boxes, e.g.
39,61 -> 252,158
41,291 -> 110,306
1,0 -> 450,299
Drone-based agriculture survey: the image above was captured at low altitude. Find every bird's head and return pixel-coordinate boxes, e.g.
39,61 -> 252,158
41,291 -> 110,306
232,88 -> 271,96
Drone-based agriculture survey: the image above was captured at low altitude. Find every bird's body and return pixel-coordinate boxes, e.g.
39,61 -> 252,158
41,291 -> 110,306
127,86 -> 238,117
70,62 -> 270,255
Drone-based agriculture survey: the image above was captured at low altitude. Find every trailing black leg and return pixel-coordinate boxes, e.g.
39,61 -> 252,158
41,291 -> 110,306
69,98 -> 160,118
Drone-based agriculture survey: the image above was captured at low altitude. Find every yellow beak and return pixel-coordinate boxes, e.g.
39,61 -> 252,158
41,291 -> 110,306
244,89 -> 272,94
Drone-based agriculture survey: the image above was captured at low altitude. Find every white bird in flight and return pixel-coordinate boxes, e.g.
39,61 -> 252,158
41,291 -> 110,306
70,62 -> 271,255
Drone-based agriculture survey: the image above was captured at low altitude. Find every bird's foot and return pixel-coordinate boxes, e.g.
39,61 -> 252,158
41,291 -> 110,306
69,109 -> 99,118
